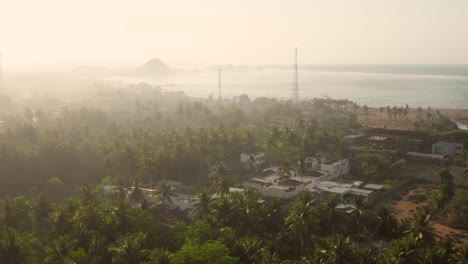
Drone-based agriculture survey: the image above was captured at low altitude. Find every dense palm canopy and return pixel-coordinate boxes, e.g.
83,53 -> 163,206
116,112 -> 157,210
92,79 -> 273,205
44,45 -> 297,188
0,95 -> 466,263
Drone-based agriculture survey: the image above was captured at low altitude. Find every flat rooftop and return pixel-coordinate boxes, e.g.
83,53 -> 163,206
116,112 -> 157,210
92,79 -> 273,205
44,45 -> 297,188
348,188 -> 373,196
247,179 -> 272,187
318,181 -> 353,189
279,179 -> 303,187
322,186 -> 350,194
344,134 -> 365,139
363,184 -> 385,190
307,170 -> 326,177
406,152 -> 447,159
290,176 -> 316,185
432,141 -> 455,148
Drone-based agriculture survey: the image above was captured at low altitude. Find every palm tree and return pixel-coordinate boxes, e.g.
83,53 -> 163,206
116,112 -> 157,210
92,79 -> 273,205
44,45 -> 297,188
209,162 -> 231,194
0,228 -> 34,264
129,177 -> 145,204
314,235 -> 358,264
285,200 -> 315,256
44,235 -> 77,264
233,236 -> 266,264
78,184 -> 98,205
375,204 -> 399,240
409,209 -> 436,246
352,195 -> 368,233
191,188 -> 213,220
145,248 -> 173,264
1,199 -> 16,229
108,233 -> 146,264
277,159 -> 292,180
33,194 -> 53,225
324,197 -> 338,237
154,181 -> 177,206
384,234 -> 423,264
211,194 -> 235,227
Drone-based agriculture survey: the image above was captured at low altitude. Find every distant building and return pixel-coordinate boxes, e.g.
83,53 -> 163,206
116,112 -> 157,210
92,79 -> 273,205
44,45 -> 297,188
344,134 -> 367,146
405,151 -> 449,166
240,152 -> 266,170
305,157 -> 350,181
269,114 -> 302,126
242,168 -> 318,199
432,141 -> 456,157
365,128 -> 428,152
317,181 -> 375,202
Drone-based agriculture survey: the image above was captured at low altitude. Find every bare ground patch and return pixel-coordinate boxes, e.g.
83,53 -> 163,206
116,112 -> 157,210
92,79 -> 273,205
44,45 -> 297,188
379,164 -> 468,243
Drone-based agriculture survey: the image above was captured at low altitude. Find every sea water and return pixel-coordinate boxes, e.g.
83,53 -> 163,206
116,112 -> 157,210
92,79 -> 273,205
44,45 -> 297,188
115,64 -> 468,109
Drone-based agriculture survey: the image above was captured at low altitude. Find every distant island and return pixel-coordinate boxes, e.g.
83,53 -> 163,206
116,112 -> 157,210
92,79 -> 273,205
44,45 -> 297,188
132,57 -> 173,77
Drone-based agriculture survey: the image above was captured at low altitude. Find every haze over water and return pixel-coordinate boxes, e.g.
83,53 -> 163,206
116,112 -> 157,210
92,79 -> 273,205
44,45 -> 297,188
114,64 -> 468,109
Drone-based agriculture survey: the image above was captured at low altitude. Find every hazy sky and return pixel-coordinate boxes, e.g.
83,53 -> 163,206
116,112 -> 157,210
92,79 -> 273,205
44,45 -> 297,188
1,0 -> 468,68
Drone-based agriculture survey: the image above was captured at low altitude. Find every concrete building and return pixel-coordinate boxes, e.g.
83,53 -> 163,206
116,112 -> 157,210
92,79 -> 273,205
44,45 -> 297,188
240,152 -> 266,170
405,151 -> 450,166
432,141 -> 456,157
344,134 -> 367,146
305,157 -> 350,181
317,181 -> 376,202
242,168 -> 318,199
365,128 -> 428,152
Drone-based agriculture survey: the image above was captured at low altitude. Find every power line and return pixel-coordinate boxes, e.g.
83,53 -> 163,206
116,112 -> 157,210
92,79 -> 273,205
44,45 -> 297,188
293,48 -> 299,102
0,53 -> 4,93
218,68 -> 221,100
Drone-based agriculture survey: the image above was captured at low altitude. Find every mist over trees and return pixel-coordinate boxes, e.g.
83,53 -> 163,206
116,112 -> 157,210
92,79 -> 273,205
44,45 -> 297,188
0,81 -> 467,263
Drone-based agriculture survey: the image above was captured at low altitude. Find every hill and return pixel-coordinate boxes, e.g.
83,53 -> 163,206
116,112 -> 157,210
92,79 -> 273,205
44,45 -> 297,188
133,57 -> 173,77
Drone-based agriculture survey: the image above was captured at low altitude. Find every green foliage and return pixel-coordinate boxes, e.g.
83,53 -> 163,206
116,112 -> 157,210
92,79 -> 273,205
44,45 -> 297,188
432,168 -> 456,211
155,181 -> 177,206
446,189 -> 468,229
355,144 -> 392,179
0,228 -> 37,264
171,241 -> 237,264
0,97 -> 465,263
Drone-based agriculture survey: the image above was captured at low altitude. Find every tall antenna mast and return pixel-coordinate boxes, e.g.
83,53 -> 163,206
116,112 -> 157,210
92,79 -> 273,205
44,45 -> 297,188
218,68 -> 221,100
0,54 -> 4,93
293,48 -> 299,102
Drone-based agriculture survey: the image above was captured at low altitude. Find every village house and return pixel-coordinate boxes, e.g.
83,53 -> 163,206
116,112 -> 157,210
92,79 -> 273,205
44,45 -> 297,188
431,141 -> 457,157
240,152 -> 266,170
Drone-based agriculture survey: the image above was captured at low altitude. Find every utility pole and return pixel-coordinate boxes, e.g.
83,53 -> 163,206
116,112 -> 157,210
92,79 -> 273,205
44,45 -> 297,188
293,48 -> 299,102
0,53 -> 4,93
218,68 -> 221,100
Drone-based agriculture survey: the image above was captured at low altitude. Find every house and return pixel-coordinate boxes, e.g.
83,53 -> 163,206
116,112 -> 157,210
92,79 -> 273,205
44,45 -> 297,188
242,168 -> 318,199
317,181 -> 375,202
362,184 -> 385,192
305,157 -> 350,181
320,160 -> 350,180
344,134 -> 367,146
240,152 -> 266,170
432,141 -> 456,157
405,151 -> 450,166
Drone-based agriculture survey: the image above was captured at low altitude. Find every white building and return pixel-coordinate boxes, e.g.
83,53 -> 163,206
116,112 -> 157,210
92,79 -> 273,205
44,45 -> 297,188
242,168 -> 319,199
240,152 -> 266,170
305,157 -> 350,181
317,181 -> 375,202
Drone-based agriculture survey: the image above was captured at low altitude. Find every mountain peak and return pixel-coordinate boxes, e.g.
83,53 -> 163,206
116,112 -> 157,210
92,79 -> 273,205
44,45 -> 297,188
134,58 -> 173,77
